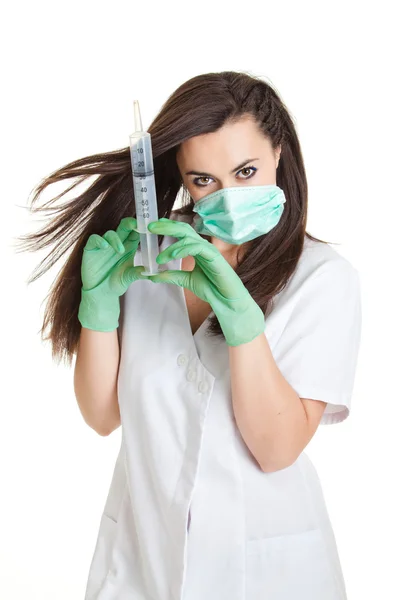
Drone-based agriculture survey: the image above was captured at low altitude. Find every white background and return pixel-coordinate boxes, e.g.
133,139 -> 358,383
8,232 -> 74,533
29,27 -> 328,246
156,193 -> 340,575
2,1 -> 399,598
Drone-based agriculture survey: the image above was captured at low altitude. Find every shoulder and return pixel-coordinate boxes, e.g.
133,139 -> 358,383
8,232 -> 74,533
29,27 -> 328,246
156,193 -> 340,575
300,237 -> 360,284
274,237 -> 360,310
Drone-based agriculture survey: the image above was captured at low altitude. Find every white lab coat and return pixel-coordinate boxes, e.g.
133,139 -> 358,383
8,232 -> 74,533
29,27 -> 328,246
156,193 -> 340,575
83,210 -> 362,600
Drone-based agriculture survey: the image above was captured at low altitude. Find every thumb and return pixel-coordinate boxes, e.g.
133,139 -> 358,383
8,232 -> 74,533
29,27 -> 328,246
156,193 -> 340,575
145,269 -> 190,287
122,265 -> 148,286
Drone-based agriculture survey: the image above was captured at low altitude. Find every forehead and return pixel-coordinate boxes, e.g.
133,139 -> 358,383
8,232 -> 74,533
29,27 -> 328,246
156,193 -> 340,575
176,116 -> 273,168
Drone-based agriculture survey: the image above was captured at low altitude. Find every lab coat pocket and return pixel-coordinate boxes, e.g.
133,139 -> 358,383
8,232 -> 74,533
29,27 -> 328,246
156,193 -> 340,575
84,513 -> 118,600
245,527 -> 342,600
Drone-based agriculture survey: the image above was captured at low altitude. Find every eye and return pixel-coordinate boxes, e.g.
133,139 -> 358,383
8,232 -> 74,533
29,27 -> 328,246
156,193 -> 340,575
192,176 -> 213,187
192,165 -> 258,187
237,166 -> 257,179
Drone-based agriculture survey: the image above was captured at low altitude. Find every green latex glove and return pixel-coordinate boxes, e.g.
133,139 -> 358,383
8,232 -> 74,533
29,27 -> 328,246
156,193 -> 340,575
78,217 -> 147,332
145,218 -> 266,346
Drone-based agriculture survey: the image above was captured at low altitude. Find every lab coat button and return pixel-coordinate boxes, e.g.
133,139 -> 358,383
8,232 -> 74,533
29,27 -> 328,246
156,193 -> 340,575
186,369 -> 197,382
177,354 -> 187,366
198,381 -> 209,393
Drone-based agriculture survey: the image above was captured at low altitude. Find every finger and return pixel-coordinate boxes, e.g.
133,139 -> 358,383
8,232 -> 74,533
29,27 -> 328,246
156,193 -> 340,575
169,241 -> 219,262
84,234 -> 108,251
155,238 -> 194,264
104,230 -> 125,254
116,217 -> 140,243
170,242 -> 241,297
147,218 -> 201,240
145,269 -> 191,287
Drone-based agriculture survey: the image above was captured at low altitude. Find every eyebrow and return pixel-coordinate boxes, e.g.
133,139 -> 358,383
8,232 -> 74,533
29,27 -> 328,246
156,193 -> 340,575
185,157 -> 260,177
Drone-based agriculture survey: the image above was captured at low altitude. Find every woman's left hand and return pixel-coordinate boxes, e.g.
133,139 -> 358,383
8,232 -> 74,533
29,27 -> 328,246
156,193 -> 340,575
144,218 -> 265,346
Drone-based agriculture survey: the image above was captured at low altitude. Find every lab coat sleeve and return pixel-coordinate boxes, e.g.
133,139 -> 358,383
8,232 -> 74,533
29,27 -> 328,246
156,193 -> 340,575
274,258 -> 362,425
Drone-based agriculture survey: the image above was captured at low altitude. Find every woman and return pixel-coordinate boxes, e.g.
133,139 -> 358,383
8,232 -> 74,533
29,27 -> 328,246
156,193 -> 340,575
17,71 -> 362,599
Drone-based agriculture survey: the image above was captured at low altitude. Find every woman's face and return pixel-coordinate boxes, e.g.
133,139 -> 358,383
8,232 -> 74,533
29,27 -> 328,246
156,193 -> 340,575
176,113 -> 281,256
176,114 -> 280,202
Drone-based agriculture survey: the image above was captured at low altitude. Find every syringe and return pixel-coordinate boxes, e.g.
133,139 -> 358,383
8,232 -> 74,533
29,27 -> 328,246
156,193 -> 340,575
129,100 -> 161,276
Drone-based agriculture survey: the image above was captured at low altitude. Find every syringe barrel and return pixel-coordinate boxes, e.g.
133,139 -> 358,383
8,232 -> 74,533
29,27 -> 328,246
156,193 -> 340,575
129,131 -> 160,275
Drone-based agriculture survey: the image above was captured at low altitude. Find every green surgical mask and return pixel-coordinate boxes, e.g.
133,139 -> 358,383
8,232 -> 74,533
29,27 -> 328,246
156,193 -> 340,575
191,184 -> 286,245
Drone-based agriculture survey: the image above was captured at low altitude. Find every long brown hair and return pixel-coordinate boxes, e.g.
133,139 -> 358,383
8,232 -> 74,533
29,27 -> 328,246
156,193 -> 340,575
14,70 -> 330,367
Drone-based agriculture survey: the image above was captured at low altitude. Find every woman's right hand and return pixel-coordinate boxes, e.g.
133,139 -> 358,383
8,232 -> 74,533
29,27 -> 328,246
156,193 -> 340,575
78,217 -> 147,332
81,217 -> 146,294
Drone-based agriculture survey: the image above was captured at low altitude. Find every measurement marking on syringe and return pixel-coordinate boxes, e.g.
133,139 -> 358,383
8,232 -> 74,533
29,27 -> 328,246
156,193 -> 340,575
132,171 -> 154,178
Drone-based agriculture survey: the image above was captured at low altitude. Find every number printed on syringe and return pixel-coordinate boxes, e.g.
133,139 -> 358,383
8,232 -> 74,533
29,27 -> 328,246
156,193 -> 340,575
133,146 -> 152,222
